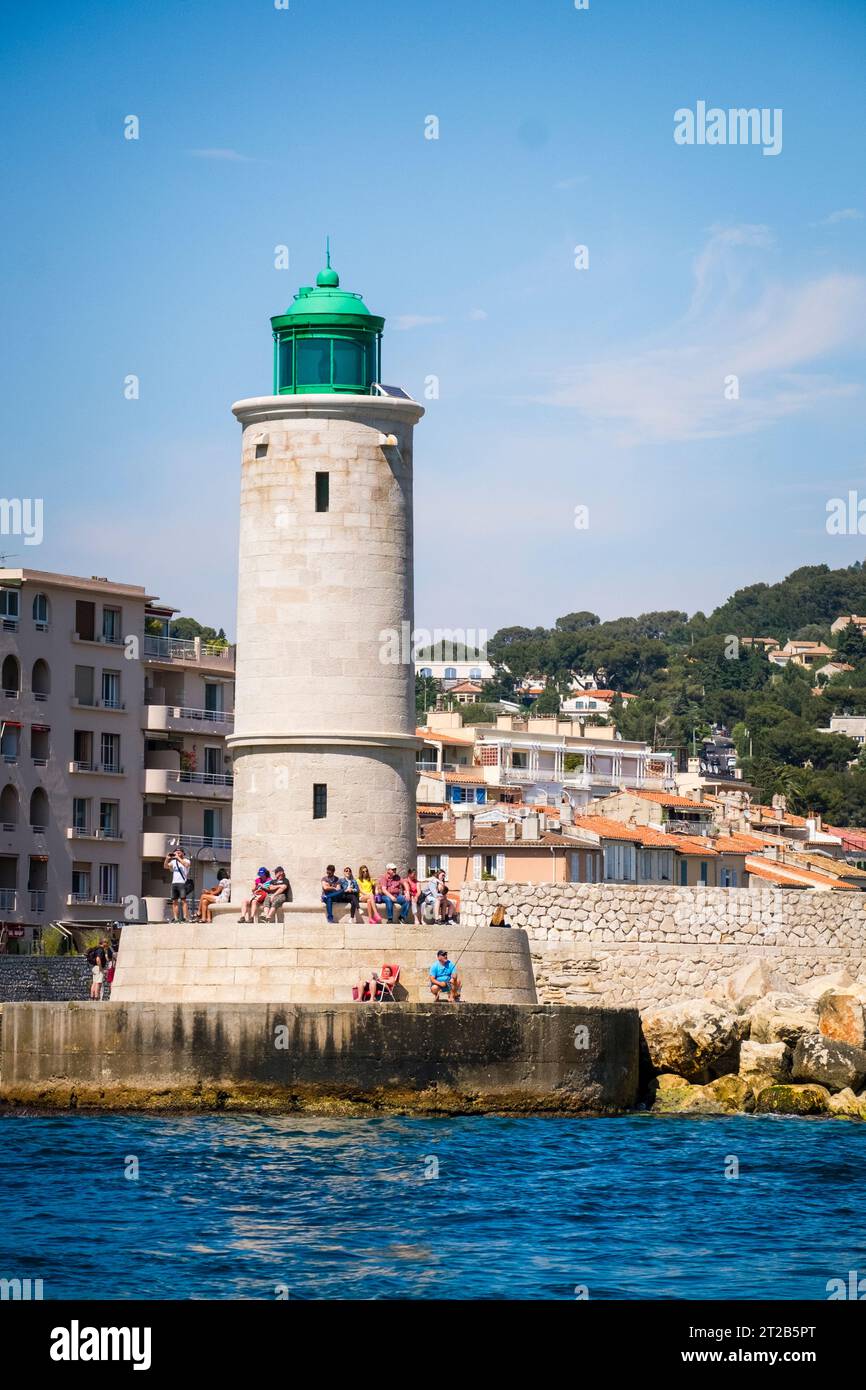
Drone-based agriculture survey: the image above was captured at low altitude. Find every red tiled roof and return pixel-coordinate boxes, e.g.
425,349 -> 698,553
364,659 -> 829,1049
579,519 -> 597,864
631,790 -> 713,811
417,821 -> 591,849
745,857 -> 857,890
416,729 -> 476,745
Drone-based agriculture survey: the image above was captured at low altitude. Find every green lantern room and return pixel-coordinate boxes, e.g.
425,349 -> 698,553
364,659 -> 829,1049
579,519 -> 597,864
271,246 -> 384,395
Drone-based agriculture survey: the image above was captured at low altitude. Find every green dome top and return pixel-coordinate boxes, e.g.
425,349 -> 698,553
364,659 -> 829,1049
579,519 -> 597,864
316,264 -> 340,288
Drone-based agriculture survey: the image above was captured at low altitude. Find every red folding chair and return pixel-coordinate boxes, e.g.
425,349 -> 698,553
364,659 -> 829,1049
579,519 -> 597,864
372,963 -> 400,1003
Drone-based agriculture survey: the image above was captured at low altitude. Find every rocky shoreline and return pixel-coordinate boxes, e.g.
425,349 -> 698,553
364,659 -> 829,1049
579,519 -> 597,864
640,960 -> 866,1118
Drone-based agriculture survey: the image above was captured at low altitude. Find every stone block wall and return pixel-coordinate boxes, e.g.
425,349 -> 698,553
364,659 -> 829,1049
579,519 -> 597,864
0,957 -> 102,1003
458,884 -> 866,1008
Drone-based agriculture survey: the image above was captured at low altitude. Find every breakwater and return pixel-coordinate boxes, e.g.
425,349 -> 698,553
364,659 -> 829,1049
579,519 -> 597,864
0,1000 -> 640,1115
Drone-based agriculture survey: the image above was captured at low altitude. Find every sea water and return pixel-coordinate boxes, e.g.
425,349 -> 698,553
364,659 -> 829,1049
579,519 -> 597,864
1,1111 -> 864,1300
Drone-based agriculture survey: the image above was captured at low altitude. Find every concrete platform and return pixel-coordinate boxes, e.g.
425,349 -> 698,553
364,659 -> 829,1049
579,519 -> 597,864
0,1000 -> 640,1115
111,922 -> 538,1005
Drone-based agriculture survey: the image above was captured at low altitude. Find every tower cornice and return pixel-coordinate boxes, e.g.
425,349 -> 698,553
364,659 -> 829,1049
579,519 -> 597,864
232,394 -> 424,427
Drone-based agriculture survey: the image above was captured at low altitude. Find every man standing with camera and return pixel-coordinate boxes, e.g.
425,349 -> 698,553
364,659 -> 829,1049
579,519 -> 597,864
164,845 -> 193,923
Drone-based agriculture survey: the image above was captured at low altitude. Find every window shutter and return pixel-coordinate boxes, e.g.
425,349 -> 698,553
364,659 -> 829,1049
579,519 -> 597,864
417,854 -> 426,878
496,852 -> 505,880
440,854 -> 448,875
472,854 -> 482,882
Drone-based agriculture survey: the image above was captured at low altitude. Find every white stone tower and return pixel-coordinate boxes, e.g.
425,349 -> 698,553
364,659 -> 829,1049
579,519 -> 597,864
227,253 -> 424,907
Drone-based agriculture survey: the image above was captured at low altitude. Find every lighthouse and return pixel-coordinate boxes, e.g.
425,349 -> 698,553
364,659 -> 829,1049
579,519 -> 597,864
226,251 -> 425,909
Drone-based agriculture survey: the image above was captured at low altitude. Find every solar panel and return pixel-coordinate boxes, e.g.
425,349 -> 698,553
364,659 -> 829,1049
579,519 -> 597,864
372,383 -> 412,399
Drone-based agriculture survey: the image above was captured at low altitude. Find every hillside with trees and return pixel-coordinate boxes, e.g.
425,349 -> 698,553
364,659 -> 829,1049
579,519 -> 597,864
481,561 -> 866,825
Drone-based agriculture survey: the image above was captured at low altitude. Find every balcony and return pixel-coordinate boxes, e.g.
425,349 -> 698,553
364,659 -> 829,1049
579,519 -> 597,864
143,768 -> 234,800
141,831 -> 232,858
143,635 -> 234,670
71,631 -> 126,648
70,696 -> 127,713
66,827 -> 125,842
0,889 -> 17,911
66,892 -> 122,908
68,761 -> 125,777
664,818 -> 716,837
143,704 -> 234,735
29,890 -> 46,913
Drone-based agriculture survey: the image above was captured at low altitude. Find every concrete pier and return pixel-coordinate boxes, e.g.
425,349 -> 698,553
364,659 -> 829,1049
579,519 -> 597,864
0,1000 -> 640,1115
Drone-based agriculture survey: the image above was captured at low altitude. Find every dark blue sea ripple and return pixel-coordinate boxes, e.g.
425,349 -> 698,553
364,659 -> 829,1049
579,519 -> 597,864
1,1112 -> 864,1300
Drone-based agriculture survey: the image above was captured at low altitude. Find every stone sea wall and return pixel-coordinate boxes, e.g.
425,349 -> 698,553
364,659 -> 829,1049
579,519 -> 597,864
0,1001 -> 639,1115
458,884 -> 866,1008
0,957 -> 101,1003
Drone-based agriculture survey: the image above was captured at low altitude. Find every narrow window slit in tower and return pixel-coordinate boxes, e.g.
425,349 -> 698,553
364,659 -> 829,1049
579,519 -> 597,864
255,443 -> 268,459
313,783 -> 327,819
315,472 -> 329,513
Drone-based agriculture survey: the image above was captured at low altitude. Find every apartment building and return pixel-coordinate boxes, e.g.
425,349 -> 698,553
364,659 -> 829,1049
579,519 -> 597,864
0,568 -> 234,948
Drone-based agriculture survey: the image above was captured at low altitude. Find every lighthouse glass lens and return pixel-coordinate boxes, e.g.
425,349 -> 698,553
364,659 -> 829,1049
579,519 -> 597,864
278,339 -> 293,390
297,338 -> 332,386
332,338 -> 365,387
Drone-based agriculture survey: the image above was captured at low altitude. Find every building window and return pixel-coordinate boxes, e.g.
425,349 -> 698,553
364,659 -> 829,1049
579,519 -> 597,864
72,864 -> 91,901
699,860 -> 709,886
32,593 -> 49,627
603,842 -> 636,882
679,860 -> 688,886
255,442 -> 268,459
101,670 -> 121,708
72,798 -> 89,833
102,607 -> 122,643
0,589 -> 19,625
420,667 -> 432,678
315,472 -> 329,513
99,801 -> 119,837
313,783 -> 327,819
98,864 -> 119,903
444,667 -> 457,680
481,853 -> 504,881
720,866 -> 738,887
100,732 -> 120,773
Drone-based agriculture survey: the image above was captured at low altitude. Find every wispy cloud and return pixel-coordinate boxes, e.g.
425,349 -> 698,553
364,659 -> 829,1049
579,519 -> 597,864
392,314 -> 446,331
540,225 -> 866,444
188,148 -> 259,163
554,176 -> 588,191
468,308 -> 488,321
814,208 -> 864,227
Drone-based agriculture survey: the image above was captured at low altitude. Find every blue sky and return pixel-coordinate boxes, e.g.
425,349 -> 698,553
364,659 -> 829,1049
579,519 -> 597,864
2,0 -> 865,637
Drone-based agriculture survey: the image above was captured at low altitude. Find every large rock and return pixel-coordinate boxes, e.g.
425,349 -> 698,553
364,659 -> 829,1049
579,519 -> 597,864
799,970 -> 855,1000
739,1039 -> 791,1085
650,1073 -> 753,1115
755,1084 -> 831,1116
827,1087 -> 866,1118
818,991 -> 866,1049
748,992 -> 819,1046
641,999 -> 744,1083
791,1033 -> 866,1093
704,1074 -> 755,1113
710,959 -> 789,1012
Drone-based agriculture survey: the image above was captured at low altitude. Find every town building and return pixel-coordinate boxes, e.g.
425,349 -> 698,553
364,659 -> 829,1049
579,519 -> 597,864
0,567 -> 234,949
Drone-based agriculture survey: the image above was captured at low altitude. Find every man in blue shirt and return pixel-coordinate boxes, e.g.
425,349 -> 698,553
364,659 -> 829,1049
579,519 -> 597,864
429,949 -> 461,1003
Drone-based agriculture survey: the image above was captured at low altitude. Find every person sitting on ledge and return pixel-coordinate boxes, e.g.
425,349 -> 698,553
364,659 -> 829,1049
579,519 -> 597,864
376,864 -> 410,923
263,866 -> 289,922
340,867 -> 360,921
403,867 -> 420,919
357,865 -> 382,923
489,905 -> 511,929
238,868 -> 269,924
434,869 -> 456,923
429,949 -> 461,1004
321,865 -> 358,923
196,868 -> 231,924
